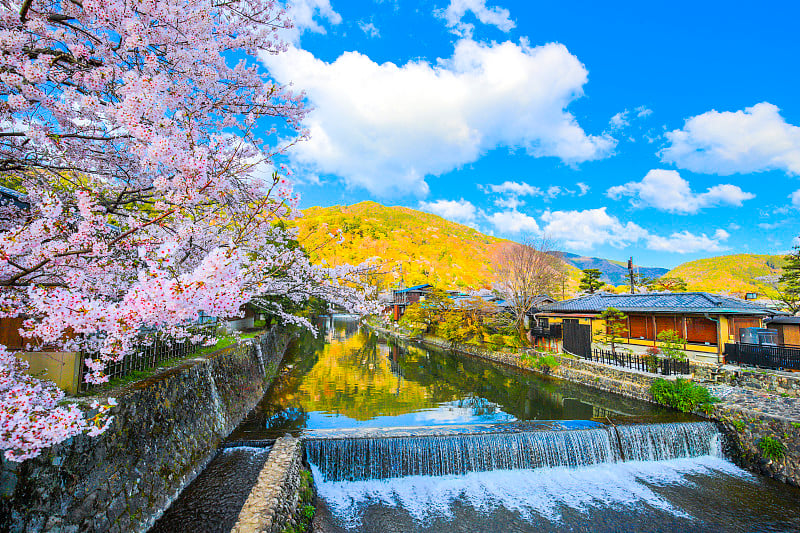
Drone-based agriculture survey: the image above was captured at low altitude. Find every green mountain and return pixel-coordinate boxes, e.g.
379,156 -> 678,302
666,254 -> 786,297
295,202 -> 789,299
295,201 -> 581,294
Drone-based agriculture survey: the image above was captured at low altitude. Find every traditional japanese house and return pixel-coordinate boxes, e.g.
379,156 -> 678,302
537,292 -> 780,362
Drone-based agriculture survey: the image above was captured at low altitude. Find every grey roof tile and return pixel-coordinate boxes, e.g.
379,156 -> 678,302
541,292 -> 777,315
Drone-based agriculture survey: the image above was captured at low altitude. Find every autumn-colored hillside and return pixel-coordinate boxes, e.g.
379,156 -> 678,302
295,201 -> 580,294
666,254 -> 786,297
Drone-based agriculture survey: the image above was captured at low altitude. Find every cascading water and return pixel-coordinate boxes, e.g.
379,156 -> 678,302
306,421 -> 722,482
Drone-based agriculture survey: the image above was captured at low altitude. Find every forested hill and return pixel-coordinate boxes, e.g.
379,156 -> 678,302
294,202 -> 787,298
295,201 -> 509,290
666,254 -> 786,296
295,201 -> 583,293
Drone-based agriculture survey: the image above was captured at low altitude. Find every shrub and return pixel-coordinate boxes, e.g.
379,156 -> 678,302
758,436 -> 786,461
523,354 -> 559,374
650,378 -> 718,413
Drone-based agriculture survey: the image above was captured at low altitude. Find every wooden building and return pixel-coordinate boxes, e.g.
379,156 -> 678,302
765,316 -> 800,346
537,292 -> 780,361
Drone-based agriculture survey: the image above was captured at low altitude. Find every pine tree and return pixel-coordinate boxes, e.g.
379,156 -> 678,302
579,269 -> 605,294
777,244 -> 800,314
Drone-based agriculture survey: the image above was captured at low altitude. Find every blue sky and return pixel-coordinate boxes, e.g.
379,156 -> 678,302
261,0 -> 800,268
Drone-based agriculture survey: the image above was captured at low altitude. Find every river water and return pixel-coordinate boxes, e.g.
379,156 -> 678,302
155,317 -> 800,532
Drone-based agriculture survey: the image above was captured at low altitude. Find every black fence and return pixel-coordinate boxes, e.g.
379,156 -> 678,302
725,342 -> 800,371
562,320 -> 591,358
584,348 -> 691,376
78,324 -> 218,393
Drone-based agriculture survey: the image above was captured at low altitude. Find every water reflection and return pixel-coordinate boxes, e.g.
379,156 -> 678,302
228,318 -> 691,442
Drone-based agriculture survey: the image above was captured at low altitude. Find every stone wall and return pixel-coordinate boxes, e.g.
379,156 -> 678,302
694,364 -> 800,398
0,327 -> 295,533
713,405 -> 800,487
231,436 -> 308,533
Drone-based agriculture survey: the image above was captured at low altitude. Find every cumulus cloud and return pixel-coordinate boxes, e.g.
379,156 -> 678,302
645,229 -> 729,254
486,210 -> 540,234
791,189 -> 800,208
539,207 -> 649,250
576,182 -> 590,195
485,179 -> 592,208
261,39 -> 614,195
661,102 -> 800,175
418,198 -> 477,223
607,169 -> 755,214
437,0 -> 515,36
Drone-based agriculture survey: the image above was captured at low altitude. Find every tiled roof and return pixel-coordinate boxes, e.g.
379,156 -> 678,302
395,284 -> 433,293
541,292 -> 777,315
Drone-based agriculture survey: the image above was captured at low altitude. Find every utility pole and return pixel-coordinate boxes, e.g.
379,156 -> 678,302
628,257 -> 635,294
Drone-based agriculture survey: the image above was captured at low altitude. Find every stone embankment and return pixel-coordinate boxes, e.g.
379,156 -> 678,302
232,436 -> 310,533
0,327 -> 295,533
370,323 -> 800,487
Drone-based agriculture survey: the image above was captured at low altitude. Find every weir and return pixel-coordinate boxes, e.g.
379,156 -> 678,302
306,421 -> 722,482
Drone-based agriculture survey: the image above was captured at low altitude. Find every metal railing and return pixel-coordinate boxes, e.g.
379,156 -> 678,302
584,348 -> 691,376
78,324 -> 219,392
725,342 -> 800,371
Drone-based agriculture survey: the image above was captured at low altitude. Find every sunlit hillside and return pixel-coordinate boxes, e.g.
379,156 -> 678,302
295,201 -> 581,295
666,253 -> 786,297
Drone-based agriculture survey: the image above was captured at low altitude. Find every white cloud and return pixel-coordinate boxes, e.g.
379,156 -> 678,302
418,198 -> 477,223
636,106 -> 653,118
494,196 -> 523,209
262,39 -> 613,195
607,169 -> 754,214
532,206 -> 729,253
791,189 -> 800,208
284,0 -> 342,43
487,181 -> 540,196
645,230 -> 729,254
539,207 -> 648,250
437,0 -> 515,36
358,21 -> 380,38
661,102 -> 800,175
576,182 -> 590,195
609,111 -> 629,131
486,210 -> 540,234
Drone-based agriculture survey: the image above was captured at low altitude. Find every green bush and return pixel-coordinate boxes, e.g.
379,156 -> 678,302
650,378 -> 718,413
522,353 -> 559,374
758,436 -> 786,461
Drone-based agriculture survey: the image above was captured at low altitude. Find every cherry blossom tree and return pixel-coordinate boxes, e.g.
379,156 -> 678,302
0,0 -> 372,461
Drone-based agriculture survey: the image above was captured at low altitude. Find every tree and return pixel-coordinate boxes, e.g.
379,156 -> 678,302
492,237 -> 567,341
0,1 -> 372,461
656,330 -> 688,360
579,269 -> 605,294
399,290 -> 453,335
646,277 -> 688,293
595,307 -> 628,355
776,244 -> 800,314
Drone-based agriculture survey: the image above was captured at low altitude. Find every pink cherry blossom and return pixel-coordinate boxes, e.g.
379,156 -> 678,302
0,0 -> 376,461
